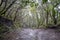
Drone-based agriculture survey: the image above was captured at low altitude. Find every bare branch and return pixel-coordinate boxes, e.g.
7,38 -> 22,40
0,0 -> 3,6
0,0 -> 17,15
0,0 -> 8,13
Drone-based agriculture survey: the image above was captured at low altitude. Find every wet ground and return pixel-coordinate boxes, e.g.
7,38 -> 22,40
2,28 -> 60,40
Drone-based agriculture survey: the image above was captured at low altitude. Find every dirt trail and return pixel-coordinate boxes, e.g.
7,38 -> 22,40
2,28 -> 60,40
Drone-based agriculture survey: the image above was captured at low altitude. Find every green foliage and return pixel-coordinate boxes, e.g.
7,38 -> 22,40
0,0 -> 60,29
48,4 -> 53,11
21,0 -> 29,7
21,0 -> 38,8
21,0 -> 30,3
30,2 -> 38,13
41,0 -> 60,26
30,2 -> 38,7
42,0 -> 48,4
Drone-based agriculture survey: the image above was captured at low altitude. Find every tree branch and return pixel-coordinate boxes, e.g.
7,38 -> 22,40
0,0 -> 17,15
0,0 -> 7,13
0,0 -> 3,6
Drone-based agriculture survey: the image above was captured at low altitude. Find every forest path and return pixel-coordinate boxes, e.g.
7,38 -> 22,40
3,28 -> 60,40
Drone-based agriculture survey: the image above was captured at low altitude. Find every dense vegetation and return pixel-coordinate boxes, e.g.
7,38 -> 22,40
0,0 -> 60,39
